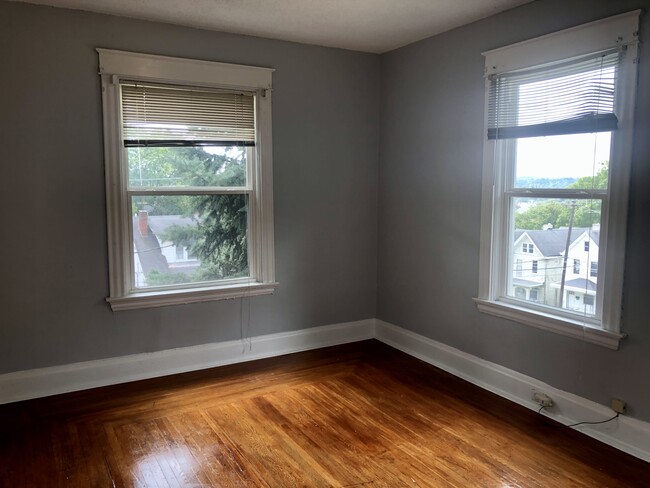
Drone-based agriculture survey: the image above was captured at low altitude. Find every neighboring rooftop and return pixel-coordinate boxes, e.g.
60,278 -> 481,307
563,278 -> 598,292
133,215 -> 199,276
515,228 -> 600,257
146,215 -> 196,238
512,278 -> 543,288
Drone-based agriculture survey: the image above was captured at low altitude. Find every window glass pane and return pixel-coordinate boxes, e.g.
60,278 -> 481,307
509,197 -> 601,315
514,132 -> 610,189
127,146 -> 248,188
131,194 -> 248,288
573,259 -> 580,274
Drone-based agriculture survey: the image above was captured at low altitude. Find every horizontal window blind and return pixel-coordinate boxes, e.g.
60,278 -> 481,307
121,83 -> 255,147
488,49 -> 621,140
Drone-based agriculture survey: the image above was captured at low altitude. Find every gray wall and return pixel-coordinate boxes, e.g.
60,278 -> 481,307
378,0 -> 650,421
0,2 -> 379,373
3,0 -> 650,424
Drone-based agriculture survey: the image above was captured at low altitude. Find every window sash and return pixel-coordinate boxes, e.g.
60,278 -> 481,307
128,192 -> 252,293
493,176 -> 609,328
121,85 -> 257,292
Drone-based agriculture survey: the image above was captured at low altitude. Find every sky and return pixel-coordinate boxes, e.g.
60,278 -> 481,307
516,131 -> 611,180
514,64 -> 613,180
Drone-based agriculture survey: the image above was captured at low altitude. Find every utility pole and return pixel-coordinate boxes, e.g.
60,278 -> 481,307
558,200 -> 577,308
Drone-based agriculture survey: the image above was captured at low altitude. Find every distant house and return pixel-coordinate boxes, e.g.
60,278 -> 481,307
512,226 -> 599,312
551,228 -> 600,314
133,211 -> 200,287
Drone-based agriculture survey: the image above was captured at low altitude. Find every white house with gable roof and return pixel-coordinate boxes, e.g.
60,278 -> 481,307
511,226 -> 599,314
551,226 -> 600,315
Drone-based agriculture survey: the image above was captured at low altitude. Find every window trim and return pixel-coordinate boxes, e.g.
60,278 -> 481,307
476,11 -> 640,349
98,49 -> 277,311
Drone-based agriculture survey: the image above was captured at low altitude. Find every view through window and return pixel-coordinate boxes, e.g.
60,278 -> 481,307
489,48 -> 621,324
507,131 -> 609,317
129,145 -> 251,289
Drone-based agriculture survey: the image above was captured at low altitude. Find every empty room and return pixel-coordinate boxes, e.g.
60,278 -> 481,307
1,0 -> 650,485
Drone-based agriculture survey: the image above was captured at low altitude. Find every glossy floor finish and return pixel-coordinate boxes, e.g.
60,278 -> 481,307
1,341 -> 648,487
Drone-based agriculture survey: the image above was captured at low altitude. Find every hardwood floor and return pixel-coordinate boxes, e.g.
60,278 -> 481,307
1,340 -> 648,487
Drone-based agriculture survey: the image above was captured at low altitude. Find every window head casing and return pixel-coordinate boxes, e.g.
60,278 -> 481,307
98,50 -> 276,311
475,11 -> 640,349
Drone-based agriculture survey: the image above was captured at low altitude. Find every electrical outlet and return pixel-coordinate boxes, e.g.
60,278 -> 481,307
611,398 -> 626,414
532,390 -> 553,408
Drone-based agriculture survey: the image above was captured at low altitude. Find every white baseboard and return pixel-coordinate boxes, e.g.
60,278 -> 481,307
2,317 -> 649,463
374,319 -> 650,463
0,319 -> 375,405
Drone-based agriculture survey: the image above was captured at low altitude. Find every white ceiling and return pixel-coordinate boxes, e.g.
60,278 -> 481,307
14,0 -> 532,53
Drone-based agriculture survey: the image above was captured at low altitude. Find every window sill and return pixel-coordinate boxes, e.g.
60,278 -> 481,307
107,282 -> 278,311
473,298 -> 624,350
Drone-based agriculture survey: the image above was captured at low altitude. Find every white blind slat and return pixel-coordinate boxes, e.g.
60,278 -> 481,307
121,83 -> 255,147
488,49 -> 621,140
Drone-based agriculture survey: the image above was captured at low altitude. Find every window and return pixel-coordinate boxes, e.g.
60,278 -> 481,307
175,245 -> 184,261
522,243 -> 534,254
573,259 -> 581,274
591,262 -> 599,277
98,49 -> 277,311
476,12 -> 639,349
530,289 -> 539,302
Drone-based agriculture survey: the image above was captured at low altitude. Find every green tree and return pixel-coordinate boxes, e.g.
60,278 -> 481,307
568,162 -> 608,191
515,163 -> 608,230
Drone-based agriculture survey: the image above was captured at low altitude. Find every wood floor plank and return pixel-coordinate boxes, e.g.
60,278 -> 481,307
1,340 -> 648,487
172,410 -> 265,486
259,383 -> 458,487
207,400 -> 339,487
342,360 -> 636,487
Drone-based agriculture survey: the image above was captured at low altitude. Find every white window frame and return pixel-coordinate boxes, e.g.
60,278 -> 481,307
474,11 -> 640,349
98,49 -> 277,311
